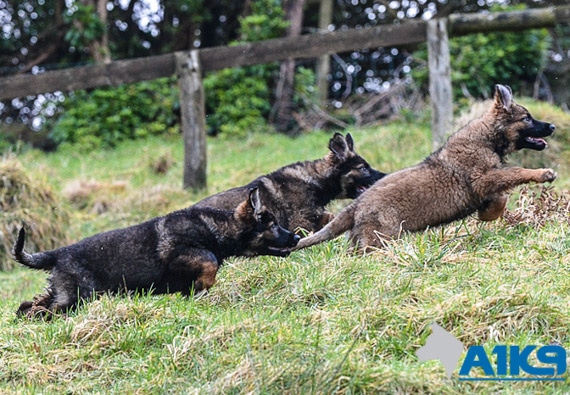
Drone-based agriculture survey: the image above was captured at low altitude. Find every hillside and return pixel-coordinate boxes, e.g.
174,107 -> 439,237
1,103 -> 569,393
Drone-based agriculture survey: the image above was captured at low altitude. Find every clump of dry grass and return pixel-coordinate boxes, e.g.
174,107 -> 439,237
149,152 -> 174,174
503,185 -> 570,228
0,155 -> 71,270
63,179 -> 128,214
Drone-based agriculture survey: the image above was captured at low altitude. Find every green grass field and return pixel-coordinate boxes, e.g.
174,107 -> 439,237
1,103 -> 570,393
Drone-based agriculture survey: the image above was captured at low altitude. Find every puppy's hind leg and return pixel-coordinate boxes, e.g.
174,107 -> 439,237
349,223 -> 393,253
478,194 -> 508,221
43,269 -> 81,316
17,292 -> 56,320
16,300 -> 34,318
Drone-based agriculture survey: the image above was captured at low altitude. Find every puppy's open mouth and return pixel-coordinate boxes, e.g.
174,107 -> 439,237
356,185 -> 369,195
525,136 -> 548,150
266,235 -> 299,256
266,246 -> 291,256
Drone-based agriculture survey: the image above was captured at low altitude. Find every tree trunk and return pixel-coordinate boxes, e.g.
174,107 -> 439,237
80,0 -> 111,64
96,0 -> 111,63
271,0 -> 305,134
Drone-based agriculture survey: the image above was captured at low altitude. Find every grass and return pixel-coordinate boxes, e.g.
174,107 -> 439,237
1,103 -> 570,393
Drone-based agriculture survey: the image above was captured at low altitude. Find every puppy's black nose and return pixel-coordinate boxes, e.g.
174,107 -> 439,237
550,124 -> 556,132
292,234 -> 301,245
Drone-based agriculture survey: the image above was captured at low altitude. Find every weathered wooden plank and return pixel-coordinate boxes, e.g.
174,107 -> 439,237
199,21 -> 427,72
554,6 -> 570,24
0,54 -> 175,100
0,22 -> 425,100
0,21 -> 426,100
317,0 -> 333,104
175,51 -> 207,190
449,7 -> 556,36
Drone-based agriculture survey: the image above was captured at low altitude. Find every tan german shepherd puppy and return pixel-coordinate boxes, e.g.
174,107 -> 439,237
294,84 -> 556,251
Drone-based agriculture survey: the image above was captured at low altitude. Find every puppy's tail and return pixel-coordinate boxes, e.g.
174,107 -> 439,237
293,204 -> 356,250
12,227 -> 55,270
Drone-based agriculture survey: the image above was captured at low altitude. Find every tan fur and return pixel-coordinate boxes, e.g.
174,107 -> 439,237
477,193 -> 508,221
294,85 -> 556,251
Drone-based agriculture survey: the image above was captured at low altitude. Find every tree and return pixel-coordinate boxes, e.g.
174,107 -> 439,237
270,0 -> 306,133
79,0 -> 111,64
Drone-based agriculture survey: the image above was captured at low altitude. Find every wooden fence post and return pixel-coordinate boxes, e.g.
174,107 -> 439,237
175,50 -> 207,191
427,18 -> 453,150
317,0 -> 333,105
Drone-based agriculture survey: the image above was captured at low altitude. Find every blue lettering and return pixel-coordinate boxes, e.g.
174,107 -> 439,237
510,345 -> 554,376
492,345 -> 508,375
536,345 -> 567,376
459,346 -> 495,376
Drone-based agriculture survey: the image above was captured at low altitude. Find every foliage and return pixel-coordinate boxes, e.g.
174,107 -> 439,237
204,65 -> 274,137
237,2 -> 289,43
448,28 -> 550,100
63,3 -> 105,49
49,78 -> 179,150
203,0 -> 288,137
412,6 -> 550,103
292,66 -> 318,108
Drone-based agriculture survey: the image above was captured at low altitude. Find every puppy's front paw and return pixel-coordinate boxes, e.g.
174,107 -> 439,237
539,169 -> 557,183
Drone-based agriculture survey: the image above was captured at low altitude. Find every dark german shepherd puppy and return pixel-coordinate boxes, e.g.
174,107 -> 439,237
294,85 -> 556,251
13,187 -> 299,318
195,133 -> 385,234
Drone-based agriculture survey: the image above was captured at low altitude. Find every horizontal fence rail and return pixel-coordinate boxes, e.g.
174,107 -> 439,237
1,6 -> 569,101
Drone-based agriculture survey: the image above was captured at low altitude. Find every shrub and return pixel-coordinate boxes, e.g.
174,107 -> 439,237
50,78 -> 179,150
204,65 -> 274,137
203,0 -> 288,137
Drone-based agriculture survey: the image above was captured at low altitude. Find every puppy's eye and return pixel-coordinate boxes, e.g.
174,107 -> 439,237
523,116 -> 532,123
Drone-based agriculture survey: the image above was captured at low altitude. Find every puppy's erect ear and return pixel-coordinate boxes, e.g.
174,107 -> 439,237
329,133 -> 350,161
248,187 -> 262,219
345,133 -> 355,152
494,84 -> 513,111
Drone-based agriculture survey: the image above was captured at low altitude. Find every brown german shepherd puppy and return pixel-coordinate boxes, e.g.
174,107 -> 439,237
13,186 -> 299,318
195,133 -> 385,234
294,85 -> 556,251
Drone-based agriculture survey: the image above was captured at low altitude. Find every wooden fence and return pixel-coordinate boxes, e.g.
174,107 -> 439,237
1,6 -> 570,189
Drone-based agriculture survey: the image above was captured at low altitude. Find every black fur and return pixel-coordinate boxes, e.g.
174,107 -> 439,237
195,133 -> 385,234
13,187 -> 299,319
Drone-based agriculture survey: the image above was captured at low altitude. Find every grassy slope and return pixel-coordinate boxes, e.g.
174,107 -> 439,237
1,107 -> 569,393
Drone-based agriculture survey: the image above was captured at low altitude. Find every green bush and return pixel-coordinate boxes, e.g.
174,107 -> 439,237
204,65 -> 274,137
203,0 -> 288,137
50,78 -> 179,150
52,0 -> 315,145
412,7 -> 550,103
